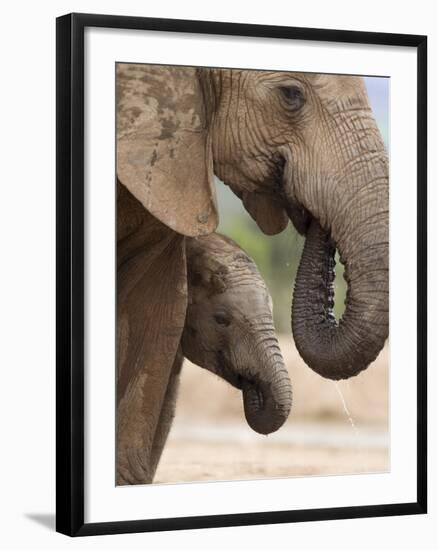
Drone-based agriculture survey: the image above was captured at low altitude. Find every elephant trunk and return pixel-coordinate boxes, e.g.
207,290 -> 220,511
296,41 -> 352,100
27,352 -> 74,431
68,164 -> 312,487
291,170 -> 389,380
240,333 -> 292,434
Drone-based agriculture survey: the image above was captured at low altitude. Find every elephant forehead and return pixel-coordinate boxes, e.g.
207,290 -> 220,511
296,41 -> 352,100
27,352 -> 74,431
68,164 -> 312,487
223,284 -> 272,319
117,64 -> 205,140
308,73 -> 368,104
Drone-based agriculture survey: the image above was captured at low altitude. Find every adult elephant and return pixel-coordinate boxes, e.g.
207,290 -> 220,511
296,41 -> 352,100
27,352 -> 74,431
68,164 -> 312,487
117,65 -> 388,484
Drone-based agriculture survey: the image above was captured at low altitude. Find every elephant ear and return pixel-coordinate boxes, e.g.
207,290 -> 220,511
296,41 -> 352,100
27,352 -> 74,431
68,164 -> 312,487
117,64 -> 218,237
242,191 -> 289,235
186,236 -> 229,295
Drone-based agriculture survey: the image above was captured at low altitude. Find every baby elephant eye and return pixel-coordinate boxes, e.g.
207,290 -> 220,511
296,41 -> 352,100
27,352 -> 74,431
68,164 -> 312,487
279,85 -> 306,111
214,312 -> 231,327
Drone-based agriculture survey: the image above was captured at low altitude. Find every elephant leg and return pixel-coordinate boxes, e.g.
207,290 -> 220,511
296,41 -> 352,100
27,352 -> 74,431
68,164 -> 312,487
149,351 -> 183,481
117,190 -> 187,485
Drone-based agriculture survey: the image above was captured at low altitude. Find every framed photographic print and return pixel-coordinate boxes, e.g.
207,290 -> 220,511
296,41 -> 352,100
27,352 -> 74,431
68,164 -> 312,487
56,13 -> 427,536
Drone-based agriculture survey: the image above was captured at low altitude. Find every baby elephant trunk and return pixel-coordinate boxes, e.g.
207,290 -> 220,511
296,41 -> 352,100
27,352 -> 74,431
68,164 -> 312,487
240,333 -> 292,435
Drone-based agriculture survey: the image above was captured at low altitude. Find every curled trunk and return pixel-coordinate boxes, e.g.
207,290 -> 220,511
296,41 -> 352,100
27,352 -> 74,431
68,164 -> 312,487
241,337 -> 292,434
292,207 -> 388,380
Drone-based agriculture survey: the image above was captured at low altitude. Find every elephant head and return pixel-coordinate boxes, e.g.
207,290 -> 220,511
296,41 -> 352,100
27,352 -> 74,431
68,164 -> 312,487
118,65 -> 388,380
182,233 -> 292,435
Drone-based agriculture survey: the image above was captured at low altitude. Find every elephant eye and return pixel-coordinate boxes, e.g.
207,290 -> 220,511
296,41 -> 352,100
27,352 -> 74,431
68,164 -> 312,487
214,312 -> 231,327
279,85 -> 306,111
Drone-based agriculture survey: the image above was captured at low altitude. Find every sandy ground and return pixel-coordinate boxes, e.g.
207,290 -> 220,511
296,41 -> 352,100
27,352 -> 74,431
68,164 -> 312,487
155,442 -> 388,484
155,337 -> 389,484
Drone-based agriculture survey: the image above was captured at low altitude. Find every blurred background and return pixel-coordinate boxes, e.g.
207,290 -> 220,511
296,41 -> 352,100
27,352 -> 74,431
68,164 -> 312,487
156,76 -> 389,484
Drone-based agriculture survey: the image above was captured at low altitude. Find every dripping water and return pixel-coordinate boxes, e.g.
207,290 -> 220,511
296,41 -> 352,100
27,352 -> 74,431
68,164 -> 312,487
332,381 -> 359,438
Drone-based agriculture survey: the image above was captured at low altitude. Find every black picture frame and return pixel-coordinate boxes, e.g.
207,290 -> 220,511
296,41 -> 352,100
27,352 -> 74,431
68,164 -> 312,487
56,12 -> 427,537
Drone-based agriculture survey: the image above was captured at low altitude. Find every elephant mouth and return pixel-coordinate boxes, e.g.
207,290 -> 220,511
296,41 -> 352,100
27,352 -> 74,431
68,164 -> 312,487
215,351 -> 264,395
215,350 -> 244,389
285,201 -> 313,236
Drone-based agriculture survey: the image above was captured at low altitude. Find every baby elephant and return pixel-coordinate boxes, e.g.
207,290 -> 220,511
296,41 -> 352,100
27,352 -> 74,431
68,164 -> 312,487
149,233 -> 292,483
182,233 -> 292,435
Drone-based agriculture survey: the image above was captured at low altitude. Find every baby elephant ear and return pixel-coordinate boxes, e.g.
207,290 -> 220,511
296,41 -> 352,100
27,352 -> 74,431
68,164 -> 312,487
117,64 -> 218,237
186,236 -> 229,294
242,191 -> 289,235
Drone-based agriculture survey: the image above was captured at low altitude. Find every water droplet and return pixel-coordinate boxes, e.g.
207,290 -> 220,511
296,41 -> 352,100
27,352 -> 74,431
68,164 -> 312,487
332,381 -> 360,437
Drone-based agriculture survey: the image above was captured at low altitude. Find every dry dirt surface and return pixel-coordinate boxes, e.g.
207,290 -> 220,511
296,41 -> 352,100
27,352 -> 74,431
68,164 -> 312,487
155,337 -> 389,484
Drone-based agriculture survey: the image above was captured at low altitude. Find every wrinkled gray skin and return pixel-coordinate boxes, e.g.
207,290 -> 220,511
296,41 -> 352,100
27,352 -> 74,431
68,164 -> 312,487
201,71 -> 389,380
118,66 -> 388,382
117,66 -> 388,484
148,233 -> 292,481
183,233 -> 292,435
